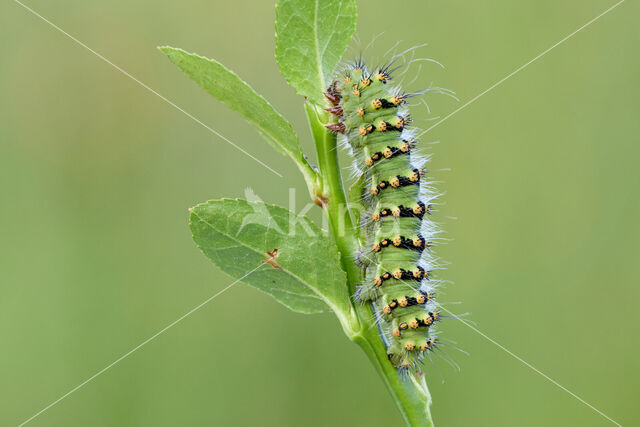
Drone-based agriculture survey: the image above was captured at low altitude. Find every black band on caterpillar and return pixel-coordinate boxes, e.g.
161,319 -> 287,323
373,266 -> 428,286
364,140 -> 415,168
370,169 -> 423,195
359,115 -> 410,135
371,95 -> 406,110
392,314 -> 440,338
371,202 -> 428,221
371,235 -> 428,253
382,291 -> 436,315
359,124 -> 375,136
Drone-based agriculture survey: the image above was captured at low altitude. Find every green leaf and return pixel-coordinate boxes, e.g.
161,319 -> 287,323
190,199 -> 354,321
275,0 -> 357,105
159,46 -> 301,159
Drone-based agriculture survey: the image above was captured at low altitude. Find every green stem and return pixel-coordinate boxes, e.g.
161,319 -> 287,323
304,101 -> 434,427
305,102 -> 358,277
352,305 -> 434,427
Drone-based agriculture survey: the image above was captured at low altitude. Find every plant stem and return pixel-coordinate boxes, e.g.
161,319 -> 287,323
305,102 -> 358,267
352,306 -> 434,427
305,102 -> 434,427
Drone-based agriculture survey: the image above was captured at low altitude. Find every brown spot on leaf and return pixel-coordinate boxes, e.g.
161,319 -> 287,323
263,248 -> 281,269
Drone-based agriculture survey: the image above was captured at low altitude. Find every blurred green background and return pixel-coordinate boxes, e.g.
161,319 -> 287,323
1,0 -> 638,426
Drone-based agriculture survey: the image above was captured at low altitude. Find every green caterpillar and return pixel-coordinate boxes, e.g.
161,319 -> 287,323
326,60 -> 444,370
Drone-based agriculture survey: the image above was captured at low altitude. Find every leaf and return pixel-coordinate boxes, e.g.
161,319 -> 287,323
190,199 -> 353,319
275,0 -> 357,105
159,46 -> 301,159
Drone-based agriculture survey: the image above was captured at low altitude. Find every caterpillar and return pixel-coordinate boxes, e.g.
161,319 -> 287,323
326,58 -> 447,371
